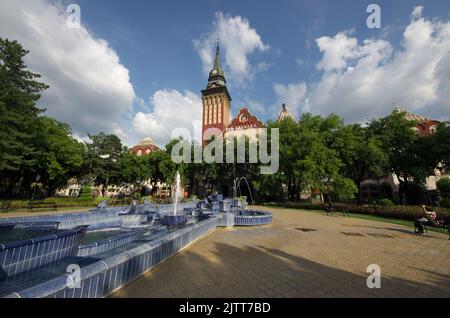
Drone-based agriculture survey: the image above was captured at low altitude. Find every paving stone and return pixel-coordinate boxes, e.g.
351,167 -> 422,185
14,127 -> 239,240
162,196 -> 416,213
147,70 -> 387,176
111,207 -> 450,298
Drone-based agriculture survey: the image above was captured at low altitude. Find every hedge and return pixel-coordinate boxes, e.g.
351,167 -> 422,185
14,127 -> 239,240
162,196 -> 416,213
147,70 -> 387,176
0,198 -> 99,210
266,202 -> 450,223
0,196 -> 196,212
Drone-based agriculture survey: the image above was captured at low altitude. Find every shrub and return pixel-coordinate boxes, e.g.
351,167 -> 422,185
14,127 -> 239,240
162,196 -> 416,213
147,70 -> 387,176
440,198 -> 450,208
269,201 -> 450,223
437,177 -> 450,199
378,198 -> 394,207
2,197 -> 98,210
437,178 -> 450,208
79,185 -> 93,201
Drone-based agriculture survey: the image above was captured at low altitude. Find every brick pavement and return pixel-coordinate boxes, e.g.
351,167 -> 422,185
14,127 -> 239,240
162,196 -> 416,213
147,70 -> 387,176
111,207 -> 450,298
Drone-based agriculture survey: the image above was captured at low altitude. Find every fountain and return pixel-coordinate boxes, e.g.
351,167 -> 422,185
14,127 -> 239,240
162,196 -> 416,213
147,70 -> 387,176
230,177 -> 272,226
174,171 -> 181,215
0,174 -> 272,298
233,177 -> 254,205
161,171 -> 188,228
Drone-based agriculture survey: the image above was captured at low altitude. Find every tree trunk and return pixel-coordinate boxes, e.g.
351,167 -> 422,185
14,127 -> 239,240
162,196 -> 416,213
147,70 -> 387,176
356,181 -> 363,205
398,179 -> 406,205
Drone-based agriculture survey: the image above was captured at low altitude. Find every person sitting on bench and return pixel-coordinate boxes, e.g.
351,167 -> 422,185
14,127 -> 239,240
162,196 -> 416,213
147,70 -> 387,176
421,205 -> 440,226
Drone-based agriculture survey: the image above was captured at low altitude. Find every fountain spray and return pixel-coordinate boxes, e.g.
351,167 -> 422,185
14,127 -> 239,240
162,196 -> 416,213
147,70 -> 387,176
173,171 -> 181,216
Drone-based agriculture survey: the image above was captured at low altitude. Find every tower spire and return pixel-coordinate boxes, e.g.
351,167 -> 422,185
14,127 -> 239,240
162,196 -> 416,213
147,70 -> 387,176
214,40 -> 221,69
207,41 -> 226,88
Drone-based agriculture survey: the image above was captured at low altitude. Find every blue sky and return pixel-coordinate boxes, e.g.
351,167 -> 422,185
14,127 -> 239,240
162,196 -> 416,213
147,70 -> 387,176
77,0 -> 446,110
1,0 -> 449,146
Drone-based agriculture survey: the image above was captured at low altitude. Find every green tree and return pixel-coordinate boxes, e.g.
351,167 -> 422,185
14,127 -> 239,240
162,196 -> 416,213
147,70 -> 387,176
432,122 -> 450,171
84,132 -> 125,194
266,117 -> 302,201
34,117 -> 85,194
333,124 -> 388,204
0,38 -> 48,196
144,150 -> 175,196
79,185 -> 93,202
368,110 -> 432,204
261,114 -> 357,204
437,177 -> 450,207
119,152 -> 148,190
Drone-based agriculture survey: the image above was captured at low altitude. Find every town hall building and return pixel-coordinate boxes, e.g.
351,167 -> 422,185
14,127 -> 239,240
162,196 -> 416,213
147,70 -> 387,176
201,43 -> 269,143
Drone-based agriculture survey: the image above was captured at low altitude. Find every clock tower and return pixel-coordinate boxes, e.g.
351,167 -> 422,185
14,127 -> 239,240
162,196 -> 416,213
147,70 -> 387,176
201,43 -> 232,143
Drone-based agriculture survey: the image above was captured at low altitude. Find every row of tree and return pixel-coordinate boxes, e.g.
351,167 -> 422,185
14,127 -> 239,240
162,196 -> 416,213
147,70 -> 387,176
0,38 -> 174,198
2,37 -> 450,205
150,110 -> 450,206
262,112 -> 450,205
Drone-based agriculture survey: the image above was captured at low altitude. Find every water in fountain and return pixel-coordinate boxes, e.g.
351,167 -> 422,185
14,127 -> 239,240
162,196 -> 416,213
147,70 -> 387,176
173,171 -> 181,215
239,177 -> 254,205
232,177 -> 254,214
161,171 -> 187,228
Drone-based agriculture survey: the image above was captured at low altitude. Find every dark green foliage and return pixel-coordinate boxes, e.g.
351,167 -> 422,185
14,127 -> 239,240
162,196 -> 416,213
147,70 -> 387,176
437,177 -> 450,207
437,177 -> 450,198
0,38 -> 48,195
378,198 -> 394,207
84,132 -> 125,189
79,185 -> 93,201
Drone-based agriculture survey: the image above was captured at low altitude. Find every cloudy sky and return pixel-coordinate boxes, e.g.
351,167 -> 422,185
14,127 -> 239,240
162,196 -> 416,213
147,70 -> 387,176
0,0 -> 449,146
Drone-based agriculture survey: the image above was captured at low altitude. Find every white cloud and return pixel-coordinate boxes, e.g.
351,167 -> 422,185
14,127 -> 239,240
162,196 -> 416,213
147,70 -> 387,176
194,12 -> 269,84
287,6 -> 450,123
315,31 -> 360,72
273,82 -> 308,119
411,6 -> 424,20
0,0 -> 135,138
132,90 -> 202,146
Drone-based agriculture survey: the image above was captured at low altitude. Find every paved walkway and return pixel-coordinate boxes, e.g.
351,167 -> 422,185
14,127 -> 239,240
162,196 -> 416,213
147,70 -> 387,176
111,207 -> 450,298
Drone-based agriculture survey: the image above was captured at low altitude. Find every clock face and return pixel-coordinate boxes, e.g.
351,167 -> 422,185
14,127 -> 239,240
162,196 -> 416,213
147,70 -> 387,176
240,114 -> 248,123
212,69 -> 218,75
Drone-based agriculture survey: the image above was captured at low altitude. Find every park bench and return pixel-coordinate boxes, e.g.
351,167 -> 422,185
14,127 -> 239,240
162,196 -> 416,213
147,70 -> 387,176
1,200 -> 12,213
425,222 -> 449,240
27,201 -> 58,212
326,204 -> 350,217
414,219 -> 450,240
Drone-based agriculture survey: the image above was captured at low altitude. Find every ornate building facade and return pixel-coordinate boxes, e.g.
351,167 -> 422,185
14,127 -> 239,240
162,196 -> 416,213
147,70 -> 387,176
201,44 -> 285,145
224,108 -> 264,142
201,44 -> 232,143
278,103 -> 294,122
130,137 -> 160,156
201,43 -> 297,144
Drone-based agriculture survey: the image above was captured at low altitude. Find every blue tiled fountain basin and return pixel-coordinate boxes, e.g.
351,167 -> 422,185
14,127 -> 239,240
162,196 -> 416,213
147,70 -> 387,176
0,225 -> 87,278
160,215 -> 188,227
234,210 -> 272,226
